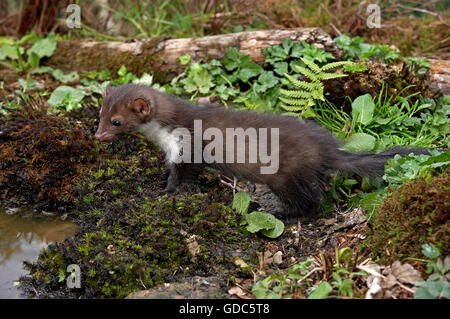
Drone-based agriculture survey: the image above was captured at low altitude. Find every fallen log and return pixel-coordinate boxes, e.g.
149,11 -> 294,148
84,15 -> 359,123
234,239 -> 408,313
46,28 -> 338,83
45,28 -> 449,95
428,59 -> 450,95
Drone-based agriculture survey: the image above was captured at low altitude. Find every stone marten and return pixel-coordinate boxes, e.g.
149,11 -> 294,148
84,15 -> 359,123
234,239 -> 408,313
94,84 -> 430,217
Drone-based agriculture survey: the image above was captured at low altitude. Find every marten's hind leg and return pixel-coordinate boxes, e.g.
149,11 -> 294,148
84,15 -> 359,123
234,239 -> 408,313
270,173 -> 327,218
165,163 -> 204,194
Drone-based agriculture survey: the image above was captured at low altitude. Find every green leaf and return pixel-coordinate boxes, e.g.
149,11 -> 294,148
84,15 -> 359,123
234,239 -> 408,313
232,192 -> 251,214
254,71 -> 279,93
252,276 -> 282,299
414,281 -> 450,299
237,62 -> 263,82
1,44 -> 24,60
178,54 -> 191,65
132,73 -> 154,86
117,65 -> 127,77
307,282 -> 332,299
245,211 -> 277,233
261,218 -> 284,238
51,69 -> 79,83
360,192 -> 383,212
27,52 -> 40,68
338,247 -> 353,263
273,62 -> 288,76
194,68 -> 215,94
222,47 -> 245,71
58,269 -> 66,283
422,244 -> 441,259
352,94 -> 375,125
342,133 -> 376,152
48,85 -> 85,107
28,34 -> 57,58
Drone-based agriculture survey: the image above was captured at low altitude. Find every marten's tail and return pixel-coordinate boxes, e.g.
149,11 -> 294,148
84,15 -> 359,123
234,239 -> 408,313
335,147 -> 433,177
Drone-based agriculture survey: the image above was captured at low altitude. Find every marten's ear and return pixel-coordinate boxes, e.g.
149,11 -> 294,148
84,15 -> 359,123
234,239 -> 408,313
129,98 -> 150,116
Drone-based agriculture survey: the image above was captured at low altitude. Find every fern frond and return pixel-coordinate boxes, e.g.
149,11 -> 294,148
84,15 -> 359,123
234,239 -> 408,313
280,104 -> 305,112
284,74 -> 318,91
291,65 -> 319,82
301,57 -> 321,73
280,89 -> 314,100
279,96 -> 310,106
320,61 -> 352,71
278,58 -> 351,117
318,72 -> 348,80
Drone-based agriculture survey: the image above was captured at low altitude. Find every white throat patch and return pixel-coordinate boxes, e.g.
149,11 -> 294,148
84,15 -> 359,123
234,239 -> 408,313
138,121 -> 183,163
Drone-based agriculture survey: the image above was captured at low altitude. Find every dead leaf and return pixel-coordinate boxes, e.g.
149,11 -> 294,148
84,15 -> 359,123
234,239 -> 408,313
228,286 -> 248,299
389,261 -> 423,285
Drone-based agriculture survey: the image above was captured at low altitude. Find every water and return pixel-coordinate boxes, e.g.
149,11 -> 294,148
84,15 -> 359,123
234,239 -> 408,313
0,206 -> 78,298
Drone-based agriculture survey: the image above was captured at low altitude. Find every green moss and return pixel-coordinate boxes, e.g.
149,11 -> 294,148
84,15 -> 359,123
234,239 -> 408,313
364,168 -> 450,263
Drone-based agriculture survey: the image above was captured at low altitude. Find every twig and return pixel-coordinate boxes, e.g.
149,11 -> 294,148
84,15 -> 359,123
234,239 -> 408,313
418,36 -> 450,55
219,175 -> 245,193
297,267 -> 321,284
396,3 -> 450,27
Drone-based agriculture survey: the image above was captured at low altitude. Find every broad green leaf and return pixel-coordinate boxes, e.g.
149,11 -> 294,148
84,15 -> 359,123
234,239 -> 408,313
237,62 -> 263,82
1,44 -> 24,60
48,85 -> 85,107
273,62 -> 288,76
261,218 -> 284,238
28,34 -> 57,58
352,94 -> 375,125
245,211 -> 277,233
232,192 -> 251,214
27,52 -> 40,68
414,281 -> 450,299
51,69 -> 79,83
360,192 -> 383,212
342,133 -> 376,152
422,243 -> 441,259
254,71 -> 279,93
132,73 -> 153,86
307,282 -> 332,299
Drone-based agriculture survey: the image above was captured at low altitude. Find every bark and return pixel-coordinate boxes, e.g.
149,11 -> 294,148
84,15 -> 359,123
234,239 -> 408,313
428,59 -> 450,95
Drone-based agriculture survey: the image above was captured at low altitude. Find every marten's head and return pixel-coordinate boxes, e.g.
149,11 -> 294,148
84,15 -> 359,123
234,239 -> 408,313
94,85 -> 153,141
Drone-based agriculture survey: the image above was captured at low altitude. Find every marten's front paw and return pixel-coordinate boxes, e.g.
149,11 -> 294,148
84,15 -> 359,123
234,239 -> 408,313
164,185 -> 178,194
165,178 -> 180,194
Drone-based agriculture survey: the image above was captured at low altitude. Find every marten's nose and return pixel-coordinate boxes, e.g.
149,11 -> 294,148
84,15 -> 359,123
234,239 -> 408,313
94,131 -> 113,141
94,131 -> 104,140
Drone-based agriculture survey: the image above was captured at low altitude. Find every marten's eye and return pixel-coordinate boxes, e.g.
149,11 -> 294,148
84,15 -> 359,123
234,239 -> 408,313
112,120 -> 121,127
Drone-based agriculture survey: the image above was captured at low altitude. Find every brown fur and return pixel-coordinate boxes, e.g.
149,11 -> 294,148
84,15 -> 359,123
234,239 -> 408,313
95,84 -> 431,217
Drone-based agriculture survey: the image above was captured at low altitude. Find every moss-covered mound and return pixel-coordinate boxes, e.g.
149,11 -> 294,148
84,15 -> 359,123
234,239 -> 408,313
324,61 -> 430,110
18,122 -> 260,298
0,99 -> 101,208
365,168 -> 449,263
22,191 -> 258,298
